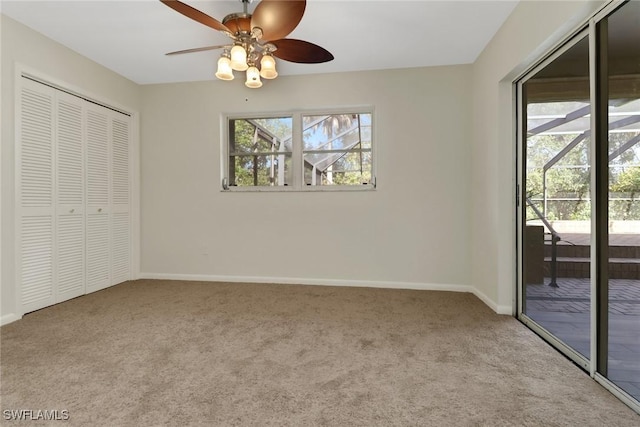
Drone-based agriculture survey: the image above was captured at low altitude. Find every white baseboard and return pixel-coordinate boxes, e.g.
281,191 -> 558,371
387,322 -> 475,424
139,272 -> 474,294
1,313 -> 21,326
471,287 -> 513,315
140,272 -> 515,315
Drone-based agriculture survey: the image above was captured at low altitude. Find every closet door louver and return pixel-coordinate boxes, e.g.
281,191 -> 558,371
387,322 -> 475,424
56,92 -> 85,301
18,81 -> 56,313
85,105 -> 111,293
111,117 -> 130,285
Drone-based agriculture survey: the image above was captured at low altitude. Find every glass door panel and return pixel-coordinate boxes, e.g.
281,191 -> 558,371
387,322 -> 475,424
605,0 -> 640,402
521,35 -> 592,360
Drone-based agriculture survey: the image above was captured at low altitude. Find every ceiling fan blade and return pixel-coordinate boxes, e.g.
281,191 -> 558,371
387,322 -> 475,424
271,39 -> 334,64
160,0 -> 230,34
251,0 -> 306,42
166,45 -> 228,56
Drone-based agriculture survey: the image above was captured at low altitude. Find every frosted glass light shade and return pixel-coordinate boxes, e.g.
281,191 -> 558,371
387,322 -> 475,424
215,56 -> 234,81
260,54 -> 278,79
230,45 -> 248,71
245,66 -> 263,88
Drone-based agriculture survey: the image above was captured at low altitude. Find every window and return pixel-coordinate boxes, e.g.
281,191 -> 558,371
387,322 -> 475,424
303,114 -> 372,186
223,109 -> 374,191
227,117 -> 293,187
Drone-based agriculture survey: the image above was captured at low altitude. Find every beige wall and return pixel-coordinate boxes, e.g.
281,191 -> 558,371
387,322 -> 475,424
0,15 -> 141,322
140,66 -> 473,289
470,0 -> 605,313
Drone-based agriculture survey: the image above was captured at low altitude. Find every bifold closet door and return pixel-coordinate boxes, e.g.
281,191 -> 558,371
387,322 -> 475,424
18,81 -> 86,313
17,80 -> 56,313
85,103 -> 131,292
55,91 -> 86,302
85,104 -> 111,293
110,116 -> 131,285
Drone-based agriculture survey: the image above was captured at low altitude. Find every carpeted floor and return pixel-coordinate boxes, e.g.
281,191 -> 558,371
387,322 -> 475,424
1,279 -> 638,426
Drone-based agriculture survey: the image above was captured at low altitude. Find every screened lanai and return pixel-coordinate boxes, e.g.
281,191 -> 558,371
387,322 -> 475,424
526,96 -> 640,223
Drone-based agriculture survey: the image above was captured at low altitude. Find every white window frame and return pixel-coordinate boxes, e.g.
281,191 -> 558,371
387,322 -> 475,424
220,107 -> 376,192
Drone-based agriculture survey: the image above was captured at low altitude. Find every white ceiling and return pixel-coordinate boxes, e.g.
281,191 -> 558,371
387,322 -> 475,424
1,0 -> 519,85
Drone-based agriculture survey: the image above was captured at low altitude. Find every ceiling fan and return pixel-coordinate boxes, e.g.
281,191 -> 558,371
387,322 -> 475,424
160,0 -> 334,88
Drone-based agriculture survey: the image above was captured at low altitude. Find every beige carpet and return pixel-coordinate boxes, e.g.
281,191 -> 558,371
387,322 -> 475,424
1,280 -> 638,426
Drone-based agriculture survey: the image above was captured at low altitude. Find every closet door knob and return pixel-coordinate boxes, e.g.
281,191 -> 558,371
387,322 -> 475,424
70,209 -> 75,213
98,208 -> 103,212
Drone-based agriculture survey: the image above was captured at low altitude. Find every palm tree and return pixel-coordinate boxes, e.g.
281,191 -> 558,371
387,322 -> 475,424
305,114 -> 355,138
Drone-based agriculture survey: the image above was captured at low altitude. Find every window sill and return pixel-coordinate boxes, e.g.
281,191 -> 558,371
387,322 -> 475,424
221,184 -> 376,193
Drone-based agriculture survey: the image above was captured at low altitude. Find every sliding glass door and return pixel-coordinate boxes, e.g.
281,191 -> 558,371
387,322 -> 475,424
520,33 -> 592,364
600,0 -> 640,402
518,0 -> 639,410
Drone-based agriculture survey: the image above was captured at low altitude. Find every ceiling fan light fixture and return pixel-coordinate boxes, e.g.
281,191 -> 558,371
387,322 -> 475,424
215,55 -> 234,81
230,44 -> 248,71
260,54 -> 278,79
245,66 -> 263,88
160,0 -> 335,89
